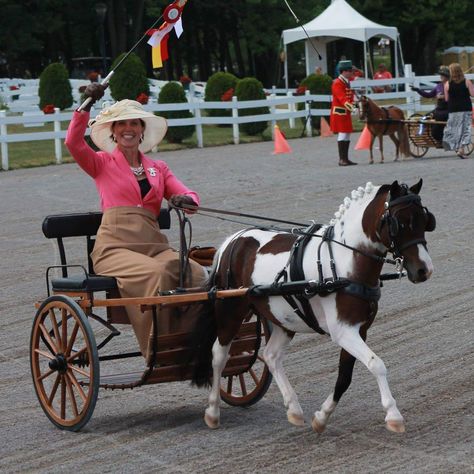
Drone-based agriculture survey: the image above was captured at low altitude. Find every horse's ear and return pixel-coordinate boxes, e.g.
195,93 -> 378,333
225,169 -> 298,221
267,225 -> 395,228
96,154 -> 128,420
410,178 -> 423,195
389,180 -> 399,193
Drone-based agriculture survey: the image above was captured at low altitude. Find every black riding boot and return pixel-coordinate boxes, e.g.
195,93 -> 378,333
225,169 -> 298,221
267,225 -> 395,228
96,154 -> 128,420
338,141 -> 357,166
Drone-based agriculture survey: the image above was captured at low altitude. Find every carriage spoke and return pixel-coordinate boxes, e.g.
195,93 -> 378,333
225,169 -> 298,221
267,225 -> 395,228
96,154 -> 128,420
257,355 -> 265,363
47,374 -> 61,405
60,375 -> 66,419
238,374 -> 247,396
61,308 -> 68,353
34,348 -> 55,361
67,346 -> 87,363
249,368 -> 259,385
67,371 -> 87,402
65,322 -> 80,357
39,323 -> 59,354
38,368 -> 56,381
226,376 -> 233,393
65,373 -> 79,417
49,309 -> 63,351
69,364 -> 90,379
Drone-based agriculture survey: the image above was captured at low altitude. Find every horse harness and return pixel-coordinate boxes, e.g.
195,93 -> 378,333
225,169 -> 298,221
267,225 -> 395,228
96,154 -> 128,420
274,223 -> 381,335
273,190 -> 436,335
368,105 -> 397,135
190,190 -> 436,336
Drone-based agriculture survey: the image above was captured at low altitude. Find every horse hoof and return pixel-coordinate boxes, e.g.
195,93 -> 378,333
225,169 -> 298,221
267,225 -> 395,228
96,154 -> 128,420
369,161 -> 374,165
204,413 -> 220,429
311,416 -> 326,433
287,412 -> 305,426
386,420 -> 405,433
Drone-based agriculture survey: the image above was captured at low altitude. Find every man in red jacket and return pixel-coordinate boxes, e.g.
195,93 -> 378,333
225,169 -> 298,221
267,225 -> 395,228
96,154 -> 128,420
330,60 -> 357,166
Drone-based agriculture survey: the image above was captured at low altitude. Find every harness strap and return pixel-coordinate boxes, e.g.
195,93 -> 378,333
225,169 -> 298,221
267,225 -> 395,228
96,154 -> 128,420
317,225 -> 337,283
380,107 -> 391,135
281,294 -> 327,334
341,282 -> 381,302
285,222 -> 327,335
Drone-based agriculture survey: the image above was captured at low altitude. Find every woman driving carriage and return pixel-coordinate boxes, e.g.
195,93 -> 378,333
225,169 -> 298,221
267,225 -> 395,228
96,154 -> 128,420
410,66 -> 450,142
64,83 -> 207,358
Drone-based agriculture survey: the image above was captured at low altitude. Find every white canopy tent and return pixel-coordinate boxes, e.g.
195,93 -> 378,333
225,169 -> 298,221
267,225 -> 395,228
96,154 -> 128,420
281,0 -> 404,88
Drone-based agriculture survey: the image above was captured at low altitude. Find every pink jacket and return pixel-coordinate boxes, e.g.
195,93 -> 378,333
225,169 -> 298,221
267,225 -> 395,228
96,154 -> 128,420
65,111 -> 199,216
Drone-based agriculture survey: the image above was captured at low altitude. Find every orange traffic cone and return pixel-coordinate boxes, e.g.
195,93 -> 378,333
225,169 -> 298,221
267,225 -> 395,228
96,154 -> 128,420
355,126 -> 373,150
320,117 -> 333,137
273,125 -> 292,154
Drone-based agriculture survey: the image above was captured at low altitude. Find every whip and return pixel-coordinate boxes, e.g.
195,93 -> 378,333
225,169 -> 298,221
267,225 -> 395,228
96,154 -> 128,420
78,0 -> 186,111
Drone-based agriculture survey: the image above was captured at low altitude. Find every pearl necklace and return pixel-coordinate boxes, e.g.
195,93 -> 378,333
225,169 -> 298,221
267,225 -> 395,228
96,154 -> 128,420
130,164 -> 144,176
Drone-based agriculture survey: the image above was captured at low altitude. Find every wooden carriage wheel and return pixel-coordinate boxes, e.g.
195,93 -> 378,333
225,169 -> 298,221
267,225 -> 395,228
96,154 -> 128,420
30,295 -> 99,431
408,114 -> 429,158
220,316 -> 272,407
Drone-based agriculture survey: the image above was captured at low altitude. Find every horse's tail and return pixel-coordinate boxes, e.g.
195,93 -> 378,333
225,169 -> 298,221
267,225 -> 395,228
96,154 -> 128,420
189,269 -> 217,387
399,122 -> 411,157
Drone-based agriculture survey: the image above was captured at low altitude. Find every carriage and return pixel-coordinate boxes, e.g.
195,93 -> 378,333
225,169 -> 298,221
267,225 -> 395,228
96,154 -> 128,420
406,113 -> 474,158
31,179 -> 435,434
30,209 -> 276,431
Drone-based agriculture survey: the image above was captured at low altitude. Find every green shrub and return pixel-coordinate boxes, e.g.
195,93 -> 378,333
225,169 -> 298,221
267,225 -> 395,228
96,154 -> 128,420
109,53 -> 150,101
158,82 -> 194,143
204,72 -> 238,118
38,63 -> 73,110
235,77 -> 268,136
298,73 -> 333,130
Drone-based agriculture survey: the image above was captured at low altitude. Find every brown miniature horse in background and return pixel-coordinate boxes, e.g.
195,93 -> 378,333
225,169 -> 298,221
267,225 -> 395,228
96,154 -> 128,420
358,95 -> 410,164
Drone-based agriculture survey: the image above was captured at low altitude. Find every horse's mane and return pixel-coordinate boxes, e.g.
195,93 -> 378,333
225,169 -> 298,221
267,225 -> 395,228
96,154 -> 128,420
330,182 -> 377,225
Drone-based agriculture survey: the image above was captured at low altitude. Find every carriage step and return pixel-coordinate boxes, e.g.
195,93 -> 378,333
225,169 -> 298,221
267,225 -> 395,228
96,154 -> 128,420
97,353 -> 257,389
99,371 -> 144,388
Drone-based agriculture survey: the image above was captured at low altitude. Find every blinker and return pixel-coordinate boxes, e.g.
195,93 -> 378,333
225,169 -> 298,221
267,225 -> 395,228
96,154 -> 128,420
425,209 -> 436,232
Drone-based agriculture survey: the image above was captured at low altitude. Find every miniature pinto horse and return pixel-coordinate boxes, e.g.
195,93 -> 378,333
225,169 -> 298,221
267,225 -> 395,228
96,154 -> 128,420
358,95 -> 410,164
191,180 -> 435,433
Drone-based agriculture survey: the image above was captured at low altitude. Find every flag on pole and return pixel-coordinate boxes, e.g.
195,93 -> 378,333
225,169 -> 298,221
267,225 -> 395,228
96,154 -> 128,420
147,0 -> 188,69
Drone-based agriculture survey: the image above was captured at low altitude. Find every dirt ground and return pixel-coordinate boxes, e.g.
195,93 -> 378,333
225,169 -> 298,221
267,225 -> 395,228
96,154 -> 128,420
0,134 -> 472,473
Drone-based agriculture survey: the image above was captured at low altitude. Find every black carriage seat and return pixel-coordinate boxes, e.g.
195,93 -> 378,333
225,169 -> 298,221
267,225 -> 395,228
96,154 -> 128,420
42,209 -> 170,294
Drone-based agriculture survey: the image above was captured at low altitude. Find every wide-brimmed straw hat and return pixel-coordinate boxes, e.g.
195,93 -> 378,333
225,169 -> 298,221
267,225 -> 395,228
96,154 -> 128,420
88,99 -> 167,153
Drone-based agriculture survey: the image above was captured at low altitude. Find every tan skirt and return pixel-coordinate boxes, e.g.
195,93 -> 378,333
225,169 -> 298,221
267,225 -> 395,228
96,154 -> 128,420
91,207 -> 207,356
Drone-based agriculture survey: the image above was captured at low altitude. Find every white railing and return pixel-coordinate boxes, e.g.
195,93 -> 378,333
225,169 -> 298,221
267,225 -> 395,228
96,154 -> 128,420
1,72 -> 473,170
0,92 -> 328,170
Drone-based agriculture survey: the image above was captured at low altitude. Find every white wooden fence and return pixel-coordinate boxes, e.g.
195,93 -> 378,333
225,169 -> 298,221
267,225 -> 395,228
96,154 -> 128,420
1,71 -> 473,170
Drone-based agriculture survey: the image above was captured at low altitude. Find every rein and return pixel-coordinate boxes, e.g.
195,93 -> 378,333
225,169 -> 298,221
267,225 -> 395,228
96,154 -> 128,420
173,203 -> 403,268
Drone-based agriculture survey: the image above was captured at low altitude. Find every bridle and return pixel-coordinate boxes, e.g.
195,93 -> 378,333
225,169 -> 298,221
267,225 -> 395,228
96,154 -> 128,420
378,188 -> 436,258
358,95 -> 368,120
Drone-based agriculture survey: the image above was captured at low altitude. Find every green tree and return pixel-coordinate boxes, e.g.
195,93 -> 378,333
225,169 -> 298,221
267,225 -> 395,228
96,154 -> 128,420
299,73 -> 332,130
204,72 -> 239,118
38,63 -> 73,110
158,82 -> 194,143
234,77 -> 268,135
351,0 -> 470,74
108,52 -> 150,101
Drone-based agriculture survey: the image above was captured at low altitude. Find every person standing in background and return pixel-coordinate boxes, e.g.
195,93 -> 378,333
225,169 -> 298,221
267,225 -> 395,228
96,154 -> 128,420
373,63 -> 393,93
330,60 -> 357,166
442,62 -> 474,159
